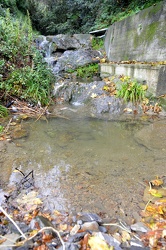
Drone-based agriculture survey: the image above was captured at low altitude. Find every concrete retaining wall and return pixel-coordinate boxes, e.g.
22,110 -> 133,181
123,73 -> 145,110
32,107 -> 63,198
102,1 -> 166,96
100,63 -> 166,96
104,1 -> 166,62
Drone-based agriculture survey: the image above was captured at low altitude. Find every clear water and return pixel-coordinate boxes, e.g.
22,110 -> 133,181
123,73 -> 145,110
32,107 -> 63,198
1,115 -> 166,219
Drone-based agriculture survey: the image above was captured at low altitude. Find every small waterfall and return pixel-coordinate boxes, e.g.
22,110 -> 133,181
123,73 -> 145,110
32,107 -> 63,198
38,36 -> 55,68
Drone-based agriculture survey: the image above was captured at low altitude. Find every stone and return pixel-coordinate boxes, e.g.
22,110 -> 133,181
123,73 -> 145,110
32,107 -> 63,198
9,222 -> 29,234
131,222 -> 149,233
70,224 -> 81,236
99,225 -> 107,233
81,221 -> 99,232
58,242 -> 80,250
130,238 -> 150,249
30,215 -> 54,230
68,232 -> 86,243
53,49 -> 101,74
93,232 -> 122,250
77,212 -> 103,223
0,233 -> 20,249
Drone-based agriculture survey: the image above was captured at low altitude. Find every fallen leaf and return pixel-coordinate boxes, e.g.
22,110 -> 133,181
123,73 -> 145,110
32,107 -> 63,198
121,230 -> 131,242
88,236 -> 111,250
59,223 -> 68,231
149,189 -> 163,198
151,179 -> 163,186
0,238 -> 6,244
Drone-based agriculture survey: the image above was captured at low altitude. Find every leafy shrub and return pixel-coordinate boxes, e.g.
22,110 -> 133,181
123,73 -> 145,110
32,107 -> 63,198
116,76 -> 147,103
91,38 -> 104,50
0,10 -> 55,106
67,64 -> 99,79
0,104 -> 8,118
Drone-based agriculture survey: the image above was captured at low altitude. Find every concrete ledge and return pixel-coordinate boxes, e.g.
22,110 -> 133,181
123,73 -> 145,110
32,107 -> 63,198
100,63 -> 166,96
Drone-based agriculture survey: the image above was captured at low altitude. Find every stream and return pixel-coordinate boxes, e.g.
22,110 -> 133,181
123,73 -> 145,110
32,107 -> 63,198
0,107 -> 166,221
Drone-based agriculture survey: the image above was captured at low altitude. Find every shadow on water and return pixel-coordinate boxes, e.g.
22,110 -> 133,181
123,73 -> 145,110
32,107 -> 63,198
0,115 -> 166,219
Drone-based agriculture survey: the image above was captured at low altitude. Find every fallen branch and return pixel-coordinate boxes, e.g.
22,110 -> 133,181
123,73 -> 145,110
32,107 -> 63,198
26,226 -> 65,250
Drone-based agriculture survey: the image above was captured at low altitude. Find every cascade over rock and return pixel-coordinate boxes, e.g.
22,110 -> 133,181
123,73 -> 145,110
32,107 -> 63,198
35,34 -> 102,74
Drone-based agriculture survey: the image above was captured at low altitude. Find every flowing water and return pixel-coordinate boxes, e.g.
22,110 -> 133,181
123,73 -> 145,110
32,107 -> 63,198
0,111 -> 166,220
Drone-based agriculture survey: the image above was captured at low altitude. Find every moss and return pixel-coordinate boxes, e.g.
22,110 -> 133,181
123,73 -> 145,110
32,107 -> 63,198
133,21 -> 160,49
141,1 -> 162,19
144,22 -> 160,43
148,1 -> 163,16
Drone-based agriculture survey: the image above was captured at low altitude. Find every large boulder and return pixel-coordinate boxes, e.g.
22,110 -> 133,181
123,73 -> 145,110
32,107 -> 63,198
53,80 -> 125,118
53,49 -> 101,74
47,34 -> 93,50
35,34 -> 102,74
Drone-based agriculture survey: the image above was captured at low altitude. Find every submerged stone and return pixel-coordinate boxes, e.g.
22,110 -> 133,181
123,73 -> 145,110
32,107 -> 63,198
77,212 -> 103,223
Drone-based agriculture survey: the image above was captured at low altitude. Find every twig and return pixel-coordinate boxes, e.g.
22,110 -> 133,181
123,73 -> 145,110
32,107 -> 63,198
0,235 -> 15,243
25,227 -> 65,250
0,206 -> 27,240
144,197 -> 155,212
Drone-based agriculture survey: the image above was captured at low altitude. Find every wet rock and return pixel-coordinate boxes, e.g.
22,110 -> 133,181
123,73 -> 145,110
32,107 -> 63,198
0,233 -> 20,249
93,232 -> 122,250
53,49 -> 101,74
77,212 -> 102,224
68,232 -> 86,243
11,127 -> 29,140
9,221 -> 29,234
131,222 -> 149,233
99,225 -> 107,233
14,240 -> 34,250
81,221 -> 99,232
54,80 -> 124,117
130,238 -> 146,248
58,242 -> 80,250
46,34 -> 92,51
129,247 -> 150,250
30,215 -> 55,230
134,120 -> 166,151
70,224 -> 81,236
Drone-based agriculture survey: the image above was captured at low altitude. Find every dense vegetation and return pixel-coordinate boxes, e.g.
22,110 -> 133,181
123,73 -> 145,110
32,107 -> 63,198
0,0 -> 162,35
0,9 -> 56,110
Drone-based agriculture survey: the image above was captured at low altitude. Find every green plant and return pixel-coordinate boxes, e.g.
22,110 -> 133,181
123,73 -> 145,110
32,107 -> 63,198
116,76 -> 147,103
0,10 -> 55,106
0,125 -> 3,134
76,63 -> 99,78
67,63 -> 99,79
91,38 -> 104,50
0,104 -> 8,118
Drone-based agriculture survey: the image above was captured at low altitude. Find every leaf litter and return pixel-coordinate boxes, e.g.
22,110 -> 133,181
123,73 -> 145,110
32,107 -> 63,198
0,170 -> 166,249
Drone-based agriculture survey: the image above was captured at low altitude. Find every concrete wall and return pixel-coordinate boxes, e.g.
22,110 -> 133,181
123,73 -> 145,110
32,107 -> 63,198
100,63 -> 166,96
104,1 -> 166,62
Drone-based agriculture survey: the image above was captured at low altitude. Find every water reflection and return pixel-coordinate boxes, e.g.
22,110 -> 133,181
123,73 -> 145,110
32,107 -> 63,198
1,117 -> 166,217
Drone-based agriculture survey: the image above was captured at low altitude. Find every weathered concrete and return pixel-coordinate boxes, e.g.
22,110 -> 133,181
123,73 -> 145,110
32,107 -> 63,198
104,1 -> 166,62
100,63 -> 166,95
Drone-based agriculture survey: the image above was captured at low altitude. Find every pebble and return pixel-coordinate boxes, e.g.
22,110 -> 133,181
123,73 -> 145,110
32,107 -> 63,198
77,212 -> 102,223
130,222 -> 149,233
81,221 -> 99,232
30,215 -> 55,230
93,232 -> 122,250
70,224 -> 80,235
